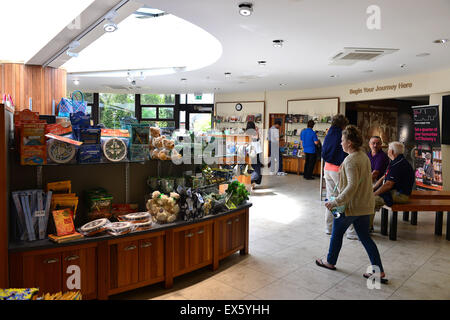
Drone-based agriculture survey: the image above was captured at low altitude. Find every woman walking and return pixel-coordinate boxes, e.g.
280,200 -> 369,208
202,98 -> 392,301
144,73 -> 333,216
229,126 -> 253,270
315,125 -> 388,283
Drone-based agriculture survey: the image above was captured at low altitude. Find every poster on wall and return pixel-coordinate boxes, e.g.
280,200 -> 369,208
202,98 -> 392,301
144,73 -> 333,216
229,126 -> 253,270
412,104 -> 442,190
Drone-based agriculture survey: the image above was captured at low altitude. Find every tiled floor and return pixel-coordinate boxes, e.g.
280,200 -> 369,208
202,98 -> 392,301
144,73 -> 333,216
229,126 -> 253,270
112,174 -> 450,300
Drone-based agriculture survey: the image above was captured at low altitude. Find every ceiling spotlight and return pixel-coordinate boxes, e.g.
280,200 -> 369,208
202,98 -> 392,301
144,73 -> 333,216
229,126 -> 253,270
73,80 -> 80,86
416,52 -> 430,57
180,78 -> 187,82
66,50 -> 79,58
224,72 -> 232,78
104,11 -> 118,32
238,3 -> 253,16
330,75 -> 338,78
279,83 -> 287,86
66,40 -> 80,57
433,39 -> 448,44
400,64 -> 407,68
272,39 -> 284,48
257,60 -> 267,66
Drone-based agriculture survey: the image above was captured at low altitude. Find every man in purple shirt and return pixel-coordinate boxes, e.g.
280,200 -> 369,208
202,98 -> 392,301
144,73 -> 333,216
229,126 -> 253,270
367,136 -> 390,183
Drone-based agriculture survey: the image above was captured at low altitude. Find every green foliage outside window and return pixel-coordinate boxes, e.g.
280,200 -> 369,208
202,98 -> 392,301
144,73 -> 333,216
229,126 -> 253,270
141,94 -> 175,105
99,93 -> 135,129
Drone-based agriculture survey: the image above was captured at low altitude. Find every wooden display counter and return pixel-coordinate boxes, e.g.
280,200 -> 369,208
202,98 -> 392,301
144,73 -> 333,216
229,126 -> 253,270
9,203 -> 251,300
282,155 -> 321,175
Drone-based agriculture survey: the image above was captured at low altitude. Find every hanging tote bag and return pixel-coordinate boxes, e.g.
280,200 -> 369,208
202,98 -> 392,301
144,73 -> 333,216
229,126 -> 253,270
56,91 -> 87,117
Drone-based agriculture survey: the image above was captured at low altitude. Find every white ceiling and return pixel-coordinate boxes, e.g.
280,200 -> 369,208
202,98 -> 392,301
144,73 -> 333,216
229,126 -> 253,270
61,0 -> 450,94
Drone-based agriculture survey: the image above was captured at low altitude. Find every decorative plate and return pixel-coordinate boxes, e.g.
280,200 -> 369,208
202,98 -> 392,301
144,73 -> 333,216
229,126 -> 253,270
48,140 -> 76,164
103,138 -> 127,162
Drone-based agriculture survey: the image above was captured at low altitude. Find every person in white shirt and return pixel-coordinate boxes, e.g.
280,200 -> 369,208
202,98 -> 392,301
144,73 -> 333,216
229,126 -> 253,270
268,120 -> 287,175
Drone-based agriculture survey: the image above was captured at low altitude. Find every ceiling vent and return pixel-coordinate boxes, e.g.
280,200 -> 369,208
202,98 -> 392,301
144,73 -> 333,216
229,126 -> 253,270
330,47 -> 398,65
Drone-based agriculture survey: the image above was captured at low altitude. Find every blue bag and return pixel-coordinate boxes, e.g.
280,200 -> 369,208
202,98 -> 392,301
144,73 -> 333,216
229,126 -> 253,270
57,90 -> 87,117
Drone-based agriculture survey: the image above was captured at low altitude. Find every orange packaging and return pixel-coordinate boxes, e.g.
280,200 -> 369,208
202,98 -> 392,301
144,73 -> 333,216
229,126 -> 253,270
101,129 -> 130,138
238,175 -> 251,185
20,145 -> 47,165
52,208 -> 76,236
46,123 -> 73,136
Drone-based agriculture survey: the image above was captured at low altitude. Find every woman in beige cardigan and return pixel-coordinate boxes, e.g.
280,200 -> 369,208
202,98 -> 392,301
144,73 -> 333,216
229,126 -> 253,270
315,125 -> 388,283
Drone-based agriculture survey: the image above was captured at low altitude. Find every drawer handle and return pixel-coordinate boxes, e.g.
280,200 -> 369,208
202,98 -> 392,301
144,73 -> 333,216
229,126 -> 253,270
64,255 -> 79,262
227,221 -> 232,225
44,258 -> 59,264
186,232 -> 194,238
235,218 -> 240,222
197,229 -> 204,235
124,245 -> 137,251
141,242 -> 152,248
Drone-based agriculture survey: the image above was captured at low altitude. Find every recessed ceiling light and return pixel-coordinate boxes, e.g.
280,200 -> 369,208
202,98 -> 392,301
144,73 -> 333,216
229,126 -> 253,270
400,64 -> 407,68
433,39 -> 448,44
330,75 -> 338,78
279,83 -> 287,86
224,72 -> 232,78
73,80 -> 80,85
416,52 -> 430,57
180,78 -> 187,82
272,40 -> 284,48
238,3 -> 253,16
257,60 -> 267,66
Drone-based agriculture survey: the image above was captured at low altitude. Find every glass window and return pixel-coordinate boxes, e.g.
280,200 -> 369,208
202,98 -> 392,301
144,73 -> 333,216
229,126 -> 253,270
189,113 -> 211,132
187,93 -> 214,104
141,120 -> 175,129
99,93 -> 135,129
141,94 -> 175,105
179,94 -> 186,104
142,107 -> 157,119
159,107 -> 174,119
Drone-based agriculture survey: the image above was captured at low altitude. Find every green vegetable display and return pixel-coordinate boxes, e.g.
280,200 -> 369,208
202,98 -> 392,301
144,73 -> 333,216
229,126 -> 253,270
225,181 -> 250,209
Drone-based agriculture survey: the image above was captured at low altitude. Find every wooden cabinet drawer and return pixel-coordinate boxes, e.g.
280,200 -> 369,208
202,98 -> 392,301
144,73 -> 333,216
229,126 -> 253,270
138,235 -> 164,283
62,247 -> 97,299
218,211 -> 246,259
110,240 -> 139,290
23,253 -> 62,294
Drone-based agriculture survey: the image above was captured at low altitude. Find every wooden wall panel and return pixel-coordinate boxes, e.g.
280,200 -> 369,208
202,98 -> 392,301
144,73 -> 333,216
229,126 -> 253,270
0,63 -> 66,114
0,105 -> 8,287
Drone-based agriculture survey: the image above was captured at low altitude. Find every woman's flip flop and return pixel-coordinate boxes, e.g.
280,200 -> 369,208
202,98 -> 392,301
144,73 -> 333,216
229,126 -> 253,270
363,273 -> 389,284
315,259 -> 336,270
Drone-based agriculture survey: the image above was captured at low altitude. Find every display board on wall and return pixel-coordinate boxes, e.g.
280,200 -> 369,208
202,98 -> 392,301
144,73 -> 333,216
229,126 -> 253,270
412,104 -> 442,190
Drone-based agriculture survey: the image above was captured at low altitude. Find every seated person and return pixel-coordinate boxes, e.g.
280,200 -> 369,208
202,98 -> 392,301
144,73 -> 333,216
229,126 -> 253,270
373,141 -> 415,213
367,136 -> 389,183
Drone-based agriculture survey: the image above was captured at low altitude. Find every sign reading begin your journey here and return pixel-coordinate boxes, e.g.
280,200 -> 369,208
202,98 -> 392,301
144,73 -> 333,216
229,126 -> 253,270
349,82 -> 413,95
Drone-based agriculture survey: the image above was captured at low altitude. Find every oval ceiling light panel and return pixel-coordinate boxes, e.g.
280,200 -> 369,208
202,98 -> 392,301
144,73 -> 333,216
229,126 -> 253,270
63,9 -> 223,76
0,0 -> 95,63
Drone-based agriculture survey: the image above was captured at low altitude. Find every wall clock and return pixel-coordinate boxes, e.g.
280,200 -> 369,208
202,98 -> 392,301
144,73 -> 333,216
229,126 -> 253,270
235,103 -> 243,111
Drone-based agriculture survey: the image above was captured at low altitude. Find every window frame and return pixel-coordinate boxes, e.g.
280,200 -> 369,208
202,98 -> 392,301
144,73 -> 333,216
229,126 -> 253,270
136,94 -> 178,129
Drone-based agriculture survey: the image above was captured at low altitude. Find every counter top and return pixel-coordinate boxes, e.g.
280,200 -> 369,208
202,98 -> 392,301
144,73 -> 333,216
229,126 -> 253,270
9,202 -> 252,253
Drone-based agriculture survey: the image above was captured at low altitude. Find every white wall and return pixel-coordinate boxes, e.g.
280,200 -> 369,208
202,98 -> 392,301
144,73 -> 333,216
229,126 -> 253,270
215,67 -> 450,190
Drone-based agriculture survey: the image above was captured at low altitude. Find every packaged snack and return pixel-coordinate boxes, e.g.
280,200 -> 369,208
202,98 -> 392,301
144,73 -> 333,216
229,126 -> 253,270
70,112 -> 91,128
20,146 -> 46,165
133,219 -> 153,231
118,212 -> 151,223
129,144 -> 149,161
45,122 -> 72,136
78,144 -> 102,163
47,181 -> 71,194
86,190 -> 113,220
106,221 -> 132,236
79,218 -> 109,236
75,127 -> 101,144
52,208 -> 76,236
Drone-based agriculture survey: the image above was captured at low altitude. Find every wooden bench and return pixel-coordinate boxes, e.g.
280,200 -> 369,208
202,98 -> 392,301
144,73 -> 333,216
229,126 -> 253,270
380,199 -> 450,241
398,191 -> 450,225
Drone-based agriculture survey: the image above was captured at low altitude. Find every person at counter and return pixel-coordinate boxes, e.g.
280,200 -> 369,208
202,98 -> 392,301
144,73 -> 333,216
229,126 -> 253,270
245,121 -> 263,188
373,142 -> 415,215
367,136 -> 389,183
268,120 -> 287,176
300,120 -> 319,180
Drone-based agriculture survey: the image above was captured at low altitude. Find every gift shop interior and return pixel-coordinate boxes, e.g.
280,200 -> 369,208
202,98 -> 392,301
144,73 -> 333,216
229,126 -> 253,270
1,0 -> 450,301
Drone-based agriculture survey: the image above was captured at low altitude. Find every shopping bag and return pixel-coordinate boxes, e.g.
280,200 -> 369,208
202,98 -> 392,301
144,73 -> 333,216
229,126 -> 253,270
57,91 -> 87,117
